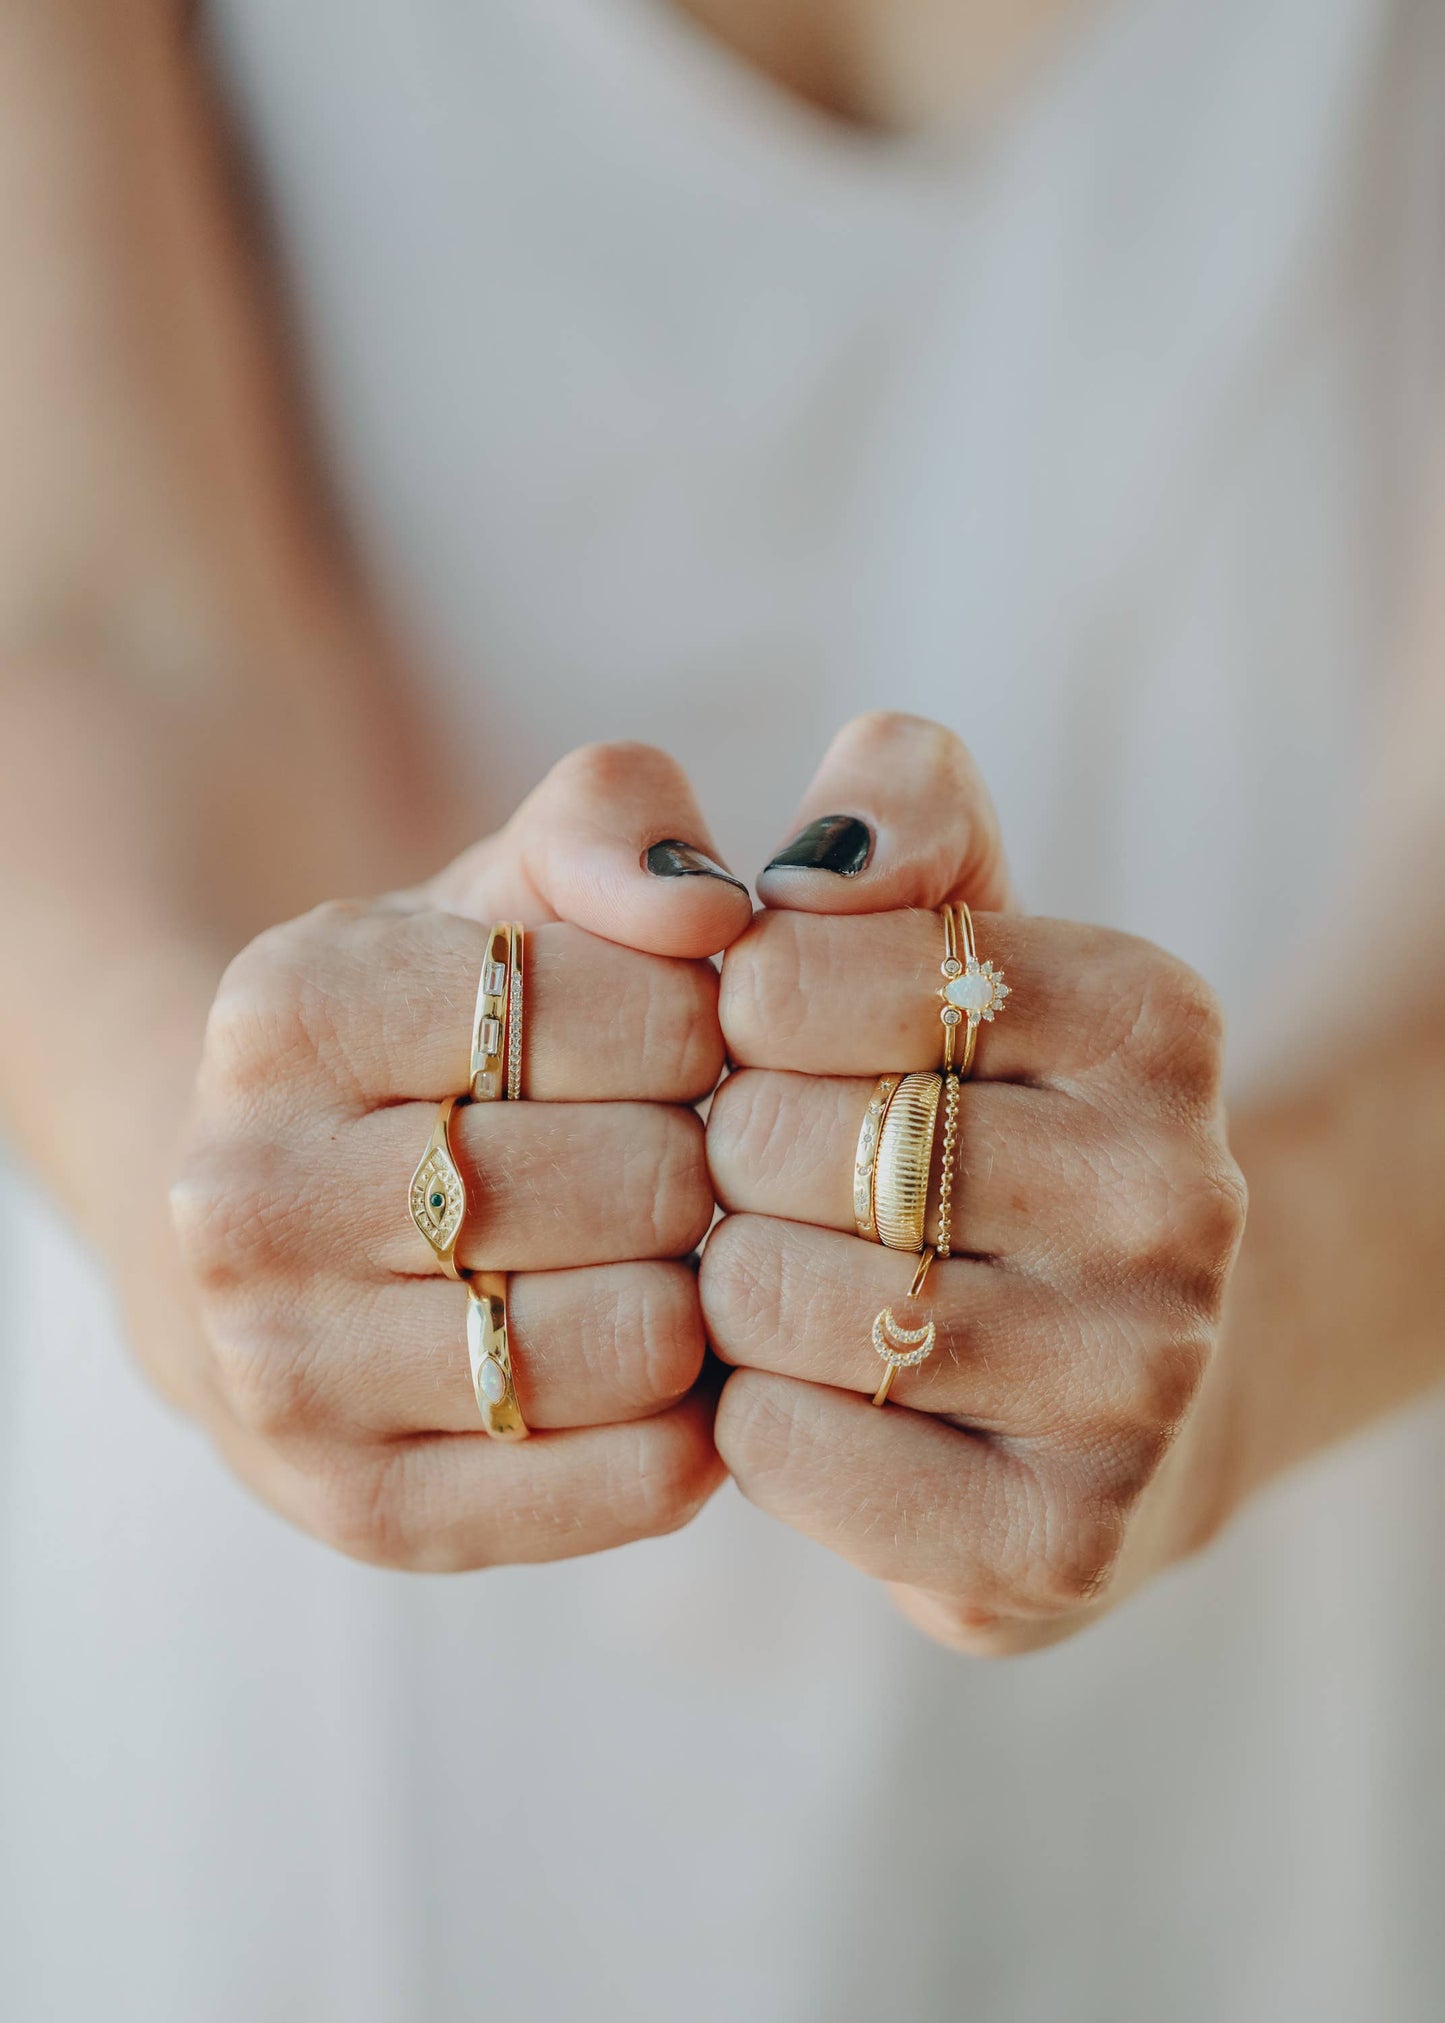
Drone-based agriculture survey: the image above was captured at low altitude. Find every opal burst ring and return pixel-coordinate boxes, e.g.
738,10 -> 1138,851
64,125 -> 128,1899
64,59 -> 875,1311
938,901 -> 1009,1075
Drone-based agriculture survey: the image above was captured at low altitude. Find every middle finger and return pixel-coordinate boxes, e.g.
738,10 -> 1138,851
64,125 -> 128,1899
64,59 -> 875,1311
708,1067 -> 1120,1275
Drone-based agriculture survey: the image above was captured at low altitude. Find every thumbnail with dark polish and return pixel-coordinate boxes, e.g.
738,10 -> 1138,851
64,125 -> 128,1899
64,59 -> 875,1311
644,840 -> 749,892
764,814 -> 873,878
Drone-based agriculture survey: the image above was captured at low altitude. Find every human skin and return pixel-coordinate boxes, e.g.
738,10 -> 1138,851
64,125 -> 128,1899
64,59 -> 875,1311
3,6 -> 1445,1637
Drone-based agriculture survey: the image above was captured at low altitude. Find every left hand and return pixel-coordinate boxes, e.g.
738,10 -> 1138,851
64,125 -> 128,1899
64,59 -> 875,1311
703,715 -> 1247,1655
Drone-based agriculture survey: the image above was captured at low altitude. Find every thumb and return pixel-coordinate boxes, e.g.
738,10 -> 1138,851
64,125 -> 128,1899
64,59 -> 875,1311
754,712 -> 1016,915
425,742 -> 753,958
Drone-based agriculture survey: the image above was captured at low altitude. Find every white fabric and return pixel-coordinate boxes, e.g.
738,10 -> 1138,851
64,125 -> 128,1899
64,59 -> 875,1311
4,0 -> 1445,2015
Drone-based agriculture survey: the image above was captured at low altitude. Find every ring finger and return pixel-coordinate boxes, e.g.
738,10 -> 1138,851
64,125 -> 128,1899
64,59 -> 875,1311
214,1260 -> 707,1437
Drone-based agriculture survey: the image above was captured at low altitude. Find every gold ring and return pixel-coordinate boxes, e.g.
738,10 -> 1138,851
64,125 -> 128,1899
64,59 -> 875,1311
505,922 -> 525,1100
853,1074 -> 901,1242
936,1071 -> 961,1258
938,902 -> 1010,1076
470,923 -> 514,1101
409,1095 -> 467,1279
873,1070 -> 942,1253
466,1273 -> 529,1439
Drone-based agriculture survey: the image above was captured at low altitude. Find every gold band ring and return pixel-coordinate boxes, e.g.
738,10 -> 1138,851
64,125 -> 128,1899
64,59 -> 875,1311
470,922 -> 514,1102
409,1095 -> 468,1279
853,1074 -> 901,1242
938,902 -> 1010,1076
505,922 -> 525,1101
466,1272 -> 529,1440
873,1071 -> 943,1253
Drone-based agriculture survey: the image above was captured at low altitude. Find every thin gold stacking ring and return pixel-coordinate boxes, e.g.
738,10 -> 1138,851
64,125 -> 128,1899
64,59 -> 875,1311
937,901 -> 1010,1076
466,1273 -> 529,1441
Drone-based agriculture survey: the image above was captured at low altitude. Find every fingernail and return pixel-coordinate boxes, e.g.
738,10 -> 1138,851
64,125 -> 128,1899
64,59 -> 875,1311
644,840 -> 749,894
763,814 -> 873,878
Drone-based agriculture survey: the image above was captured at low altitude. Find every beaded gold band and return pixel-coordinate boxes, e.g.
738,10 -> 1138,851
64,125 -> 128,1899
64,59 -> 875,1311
935,1071 -> 961,1259
873,1071 -> 942,1254
466,1272 -> 528,1441
408,1095 -> 468,1280
853,1074 -> 901,1242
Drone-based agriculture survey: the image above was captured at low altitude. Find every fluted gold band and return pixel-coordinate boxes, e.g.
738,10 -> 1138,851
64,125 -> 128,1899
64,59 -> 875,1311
873,1070 -> 943,1254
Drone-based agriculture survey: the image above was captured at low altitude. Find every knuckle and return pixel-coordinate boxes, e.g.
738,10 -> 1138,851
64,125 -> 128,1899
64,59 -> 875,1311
1121,952 -> 1226,1097
837,711 -> 970,784
308,1448 -> 418,1570
1026,1487 -> 1130,1615
718,914 -> 808,1063
169,1143 -> 297,1289
546,739 -> 686,807
611,1416 -> 714,1539
610,1264 -> 704,1402
204,916 -> 348,1101
705,1070 -> 792,1205
207,1316 -> 318,1440
641,1106 -> 713,1255
1113,1332 -> 1212,1441
1108,1133 -> 1247,1307
638,956 -> 724,1101
699,1216 -> 781,1360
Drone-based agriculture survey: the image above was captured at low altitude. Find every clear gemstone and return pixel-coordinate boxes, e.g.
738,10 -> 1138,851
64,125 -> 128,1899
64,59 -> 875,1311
478,1356 -> 507,1404
944,971 -> 994,1014
479,1015 -> 501,1053
484,962 -> 507,997
941,1006 -> 961,1026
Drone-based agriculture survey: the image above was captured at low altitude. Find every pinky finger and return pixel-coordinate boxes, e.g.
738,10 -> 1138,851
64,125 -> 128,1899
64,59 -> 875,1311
207,1390 -> 724,1571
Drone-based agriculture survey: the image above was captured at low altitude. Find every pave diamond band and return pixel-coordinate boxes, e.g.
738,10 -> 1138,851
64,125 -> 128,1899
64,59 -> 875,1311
853,1074 -> 902,1242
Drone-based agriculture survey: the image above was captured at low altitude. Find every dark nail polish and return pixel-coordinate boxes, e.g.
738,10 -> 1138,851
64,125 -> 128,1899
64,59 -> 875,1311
763,814 -> 873,878
644,840 -> 749,894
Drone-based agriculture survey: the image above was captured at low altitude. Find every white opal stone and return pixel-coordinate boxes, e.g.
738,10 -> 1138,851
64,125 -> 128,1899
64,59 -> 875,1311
479,1356 -> 508,1404
945,972 -> 994,1013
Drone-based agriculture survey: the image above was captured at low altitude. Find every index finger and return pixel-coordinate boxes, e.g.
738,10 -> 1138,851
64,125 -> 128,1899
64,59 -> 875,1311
718,907 -> 1162,1087
206,907 -> 724,1109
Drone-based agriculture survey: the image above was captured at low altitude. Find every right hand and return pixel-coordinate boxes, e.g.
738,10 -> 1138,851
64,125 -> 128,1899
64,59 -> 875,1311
167,745 -> 751,1568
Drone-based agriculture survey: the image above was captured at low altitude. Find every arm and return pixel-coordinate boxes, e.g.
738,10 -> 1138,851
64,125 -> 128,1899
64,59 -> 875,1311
0,0 -> 431,1370
0,3 -> 749,1563
1174,484 -> 1445,1551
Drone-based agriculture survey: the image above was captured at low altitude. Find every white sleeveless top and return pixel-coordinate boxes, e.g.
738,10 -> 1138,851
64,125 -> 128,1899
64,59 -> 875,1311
4,1 -> 1445,2016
